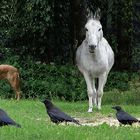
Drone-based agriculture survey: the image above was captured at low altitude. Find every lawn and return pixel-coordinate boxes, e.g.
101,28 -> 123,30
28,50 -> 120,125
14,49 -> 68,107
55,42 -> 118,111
0,98 -> 140,140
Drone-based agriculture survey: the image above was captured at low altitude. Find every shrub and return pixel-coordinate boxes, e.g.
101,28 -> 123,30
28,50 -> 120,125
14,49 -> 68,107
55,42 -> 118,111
105,71 -> 130,91
0,54 -> 133,101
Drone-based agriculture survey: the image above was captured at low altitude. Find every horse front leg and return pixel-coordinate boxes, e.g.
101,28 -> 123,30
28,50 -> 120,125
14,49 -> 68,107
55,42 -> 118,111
92,80 -> 97,107
93,89 -> 97,107
83,72 -> 94,112
97,73 -> 107,110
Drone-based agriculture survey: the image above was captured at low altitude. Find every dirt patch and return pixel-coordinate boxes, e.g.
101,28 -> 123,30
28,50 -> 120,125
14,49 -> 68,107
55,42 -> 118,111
79,116 -> 119,127
33,115 -> 140,127
65,117 -> 140,127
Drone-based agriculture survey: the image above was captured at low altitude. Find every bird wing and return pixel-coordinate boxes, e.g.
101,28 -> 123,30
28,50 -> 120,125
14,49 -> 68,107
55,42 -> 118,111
48,107 -> 74,122
0,109 -> 17,125
117,111 -> 138,122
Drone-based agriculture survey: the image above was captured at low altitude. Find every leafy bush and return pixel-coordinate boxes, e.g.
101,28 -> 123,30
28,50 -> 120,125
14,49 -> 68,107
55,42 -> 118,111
20,63 -> 87,101
0,0 -> 135,69
0,53 -> 134,101
105,71 -> 130,91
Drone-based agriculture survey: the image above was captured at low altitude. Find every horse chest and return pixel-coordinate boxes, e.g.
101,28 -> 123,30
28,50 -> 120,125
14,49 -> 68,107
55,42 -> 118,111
82,54 -> 108,75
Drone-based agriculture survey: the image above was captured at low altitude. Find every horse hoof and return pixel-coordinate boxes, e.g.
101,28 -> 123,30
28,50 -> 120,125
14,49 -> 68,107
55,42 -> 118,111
88,108 -> 93,113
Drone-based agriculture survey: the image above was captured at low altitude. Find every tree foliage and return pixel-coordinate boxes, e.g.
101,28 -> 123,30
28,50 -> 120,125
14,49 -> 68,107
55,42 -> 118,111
0,0 -> 136,70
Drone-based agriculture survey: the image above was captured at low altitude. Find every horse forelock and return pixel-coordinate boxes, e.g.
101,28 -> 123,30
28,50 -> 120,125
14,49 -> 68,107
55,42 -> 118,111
86,18 -> 101,29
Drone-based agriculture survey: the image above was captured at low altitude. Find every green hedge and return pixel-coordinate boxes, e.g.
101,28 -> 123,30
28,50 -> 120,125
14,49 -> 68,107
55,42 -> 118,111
0,54 -> 133,101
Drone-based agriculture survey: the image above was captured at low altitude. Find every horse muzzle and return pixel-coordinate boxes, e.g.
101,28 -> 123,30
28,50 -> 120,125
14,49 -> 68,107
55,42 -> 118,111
89,45 -> 96,53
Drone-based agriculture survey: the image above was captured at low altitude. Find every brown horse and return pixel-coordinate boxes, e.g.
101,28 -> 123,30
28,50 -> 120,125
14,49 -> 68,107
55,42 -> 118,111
0,64 -> 21,100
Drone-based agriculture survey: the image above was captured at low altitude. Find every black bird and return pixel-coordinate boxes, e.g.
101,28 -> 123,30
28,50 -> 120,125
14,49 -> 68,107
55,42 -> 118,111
0,109 -> 21,127
42,99 -> 80,125
112,106 -> 140,125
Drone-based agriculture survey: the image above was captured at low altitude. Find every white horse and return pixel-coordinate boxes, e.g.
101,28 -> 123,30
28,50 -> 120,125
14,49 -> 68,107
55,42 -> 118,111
76,9 -> 114,112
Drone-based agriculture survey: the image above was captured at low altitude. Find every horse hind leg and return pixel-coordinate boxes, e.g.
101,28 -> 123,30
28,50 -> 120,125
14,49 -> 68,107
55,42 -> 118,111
14,81 -> 21,101
15,90 -> 20,101
93,78 -> 99,106
8,73 -> 21,101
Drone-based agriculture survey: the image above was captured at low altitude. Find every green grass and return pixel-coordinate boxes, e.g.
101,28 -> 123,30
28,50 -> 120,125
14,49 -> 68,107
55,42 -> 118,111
0,99 -> 140,140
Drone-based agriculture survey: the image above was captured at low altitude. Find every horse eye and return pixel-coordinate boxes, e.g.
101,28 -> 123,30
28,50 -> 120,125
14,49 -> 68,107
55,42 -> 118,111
98,28 -> 102,31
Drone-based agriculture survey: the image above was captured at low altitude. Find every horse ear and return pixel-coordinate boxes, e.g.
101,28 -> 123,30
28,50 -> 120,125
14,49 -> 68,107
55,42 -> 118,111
87,8 -> 93,20
94,8 -> 101,20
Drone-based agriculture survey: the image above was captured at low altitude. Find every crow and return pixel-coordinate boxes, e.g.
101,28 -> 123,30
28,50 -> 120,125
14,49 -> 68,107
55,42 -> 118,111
0,108 -> 21,127
112,106 -> 140,125
42,99 -> 80,125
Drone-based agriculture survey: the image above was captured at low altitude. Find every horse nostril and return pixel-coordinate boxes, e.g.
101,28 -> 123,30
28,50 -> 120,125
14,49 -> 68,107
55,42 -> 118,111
89,45 -> 96,50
